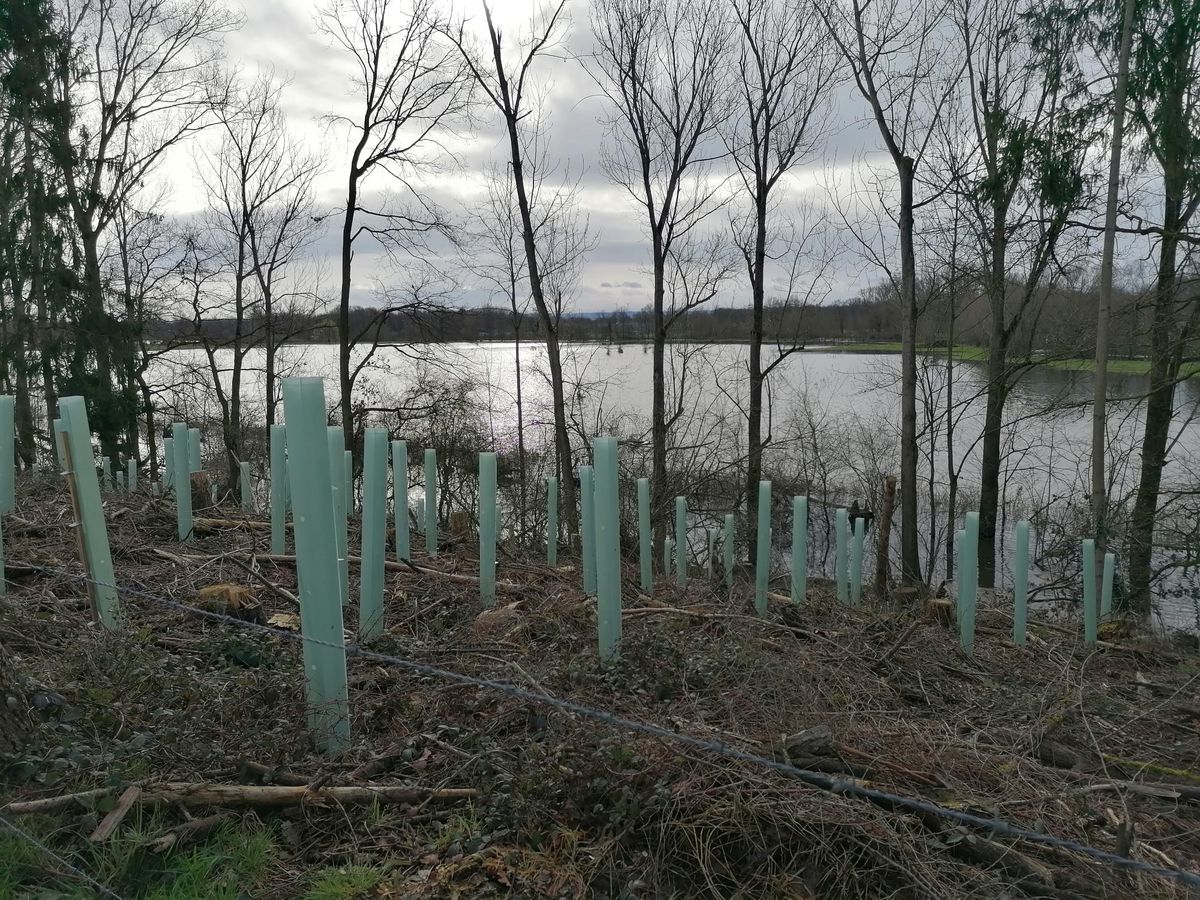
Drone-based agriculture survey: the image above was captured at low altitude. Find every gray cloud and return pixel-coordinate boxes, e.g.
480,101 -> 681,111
151,0 -> 898,313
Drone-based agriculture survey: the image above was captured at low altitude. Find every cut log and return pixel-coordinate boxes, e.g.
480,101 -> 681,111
89,786 -> 142,842
3,782 -> 477,815
782,724 -> 834,758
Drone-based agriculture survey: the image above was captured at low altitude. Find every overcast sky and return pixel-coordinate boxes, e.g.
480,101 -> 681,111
156,0 -> 902,313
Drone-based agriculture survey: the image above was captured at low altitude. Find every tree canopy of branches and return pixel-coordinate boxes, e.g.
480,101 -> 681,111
320,0 -> 473,458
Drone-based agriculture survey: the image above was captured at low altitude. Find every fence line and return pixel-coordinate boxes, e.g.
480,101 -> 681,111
5,560 -> 1200,892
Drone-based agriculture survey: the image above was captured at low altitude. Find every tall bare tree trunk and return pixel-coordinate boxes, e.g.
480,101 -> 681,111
745,194 -> 768,552
978,206 -> 1009,589
339,171 -> 357,459
651,243 -> 667,549
1091,0 -> 1137,545
1127,216 -> 1180,615
898,156 -> 923,585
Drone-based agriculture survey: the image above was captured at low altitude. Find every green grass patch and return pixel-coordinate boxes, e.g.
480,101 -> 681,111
814,342 -> 987,361
304,865 -> 398,899
0,812 -> 275,899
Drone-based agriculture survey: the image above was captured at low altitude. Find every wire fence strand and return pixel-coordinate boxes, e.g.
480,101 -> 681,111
5,558 -> 1200,891
0,811 -> 125,899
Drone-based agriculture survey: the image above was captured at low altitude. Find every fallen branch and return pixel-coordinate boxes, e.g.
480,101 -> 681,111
879,618 -> 923,666
4,782 -> 478,815
264,553 -> 524,594
89,785 -> 142,842
138,782 -> 478,809
3,786 -> 118,815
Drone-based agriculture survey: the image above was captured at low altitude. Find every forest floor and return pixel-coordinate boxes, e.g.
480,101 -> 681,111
1,477 -> 1199,899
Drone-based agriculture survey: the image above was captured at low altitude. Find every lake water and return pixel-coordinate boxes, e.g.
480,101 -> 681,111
151,342 -> 1200,630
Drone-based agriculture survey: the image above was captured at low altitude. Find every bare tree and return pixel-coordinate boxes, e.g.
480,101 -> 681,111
319,0 -> 473,457
50,0 -> 236,458
955,0 -> 1094,587
195,72 -> 320,491
239,76 -> 323,427
591,0 -> 731,547
819,0 -> 957,585
1090,0 -> 1136,548
462,165 -> 531,538
1124,0 -> 1200,613
446,0 -> 580,534
725,0 -> 839,548
108,189 -> 185,475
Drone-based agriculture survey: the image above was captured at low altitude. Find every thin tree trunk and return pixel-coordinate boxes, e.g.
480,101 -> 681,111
978,206 -> 1009,589
339,174 -> 358,460
945,279 -> 957,583
898,156 -> 923,585
1091,0 -> 1137,545
512,316 -> 527,541
1127,224 -> 1180,615
651,244 -> 667,551
746,193 -> 767,553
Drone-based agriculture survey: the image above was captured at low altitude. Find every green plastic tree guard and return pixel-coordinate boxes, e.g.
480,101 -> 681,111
188,428 -> 201,472
479,451 -> 497,606
127,458 -> 137,492
593,437 -> 622,660
0,396 -> 13,513
664,536 -> 674,575
1082,538 -> 1097,646
835,508 -> 849,605
116,471 -> 125,492
674,496 -> 687,587
327,427 -> 348,604
706,528 -> 715,579
637,478 -> 651,590
580,465 -> 596,595
1101,551 -> 1115,618
270,425 -> 288,555
172,423 -> 192,543
1013,520 -> 1029,646
546,477 -> 559,567
850,517 -> 865,605
424,448 -> 437,557
164,437 -> 174,494
101,456 -> 112,491
961,512 -> 979,655
282,377 -> 350,753
360,427 -> 388,637
53,417 -> 66,469
791,496 -> 808,604
415,496 -> 424,535
240,461 -> 252,511
724,513 -> 735,589
755,481 -> 771,616
391,440 -> 409,562
59,397 -> 119,628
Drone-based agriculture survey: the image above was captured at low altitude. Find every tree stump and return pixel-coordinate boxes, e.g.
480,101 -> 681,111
190,471 -> 212,512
